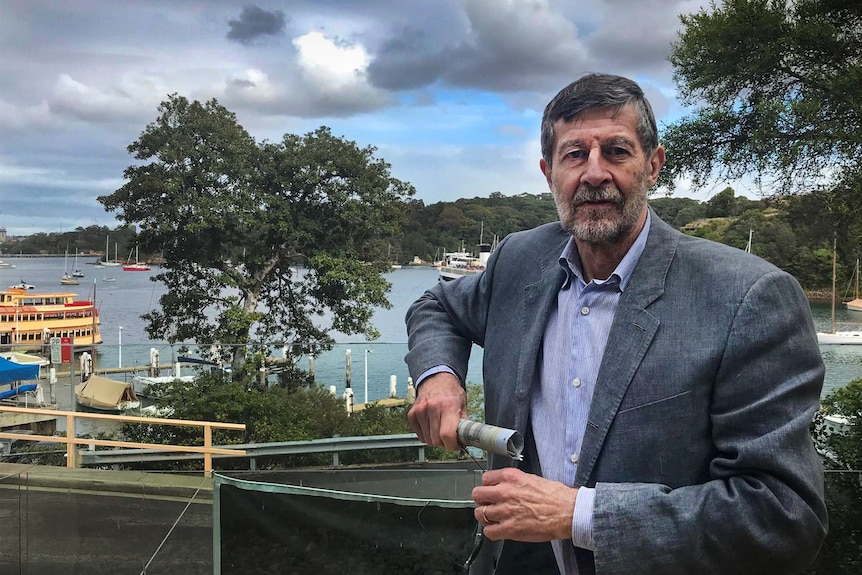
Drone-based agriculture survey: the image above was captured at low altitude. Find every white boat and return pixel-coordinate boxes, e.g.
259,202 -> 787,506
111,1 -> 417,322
438,224 -> 497,281
132,361 -> 194,397
71,248 -> 85,278
75,375 -> 140,412
822,413 -> 850,435
9,281 -> 35,290
103,275 -> 116,282
102,236 -> 121,267
817,239 -> 862,345
61,247 -> 79,285
816,330 -> 862,345
438,244 -> 492,281
0,260 -> 15,269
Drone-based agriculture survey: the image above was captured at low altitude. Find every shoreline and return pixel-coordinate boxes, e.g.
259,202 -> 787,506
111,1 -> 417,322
805,289 -> 835,303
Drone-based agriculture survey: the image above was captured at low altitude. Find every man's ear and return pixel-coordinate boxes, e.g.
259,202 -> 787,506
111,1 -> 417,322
539,158 -> 553,189
647,145 -> 665,186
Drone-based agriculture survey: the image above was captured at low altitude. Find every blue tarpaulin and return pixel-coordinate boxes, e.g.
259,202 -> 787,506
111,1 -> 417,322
0,356 -> 39,385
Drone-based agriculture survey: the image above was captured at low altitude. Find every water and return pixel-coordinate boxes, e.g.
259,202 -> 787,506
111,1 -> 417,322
808,301 -> 862,395
2,258 -> 860,433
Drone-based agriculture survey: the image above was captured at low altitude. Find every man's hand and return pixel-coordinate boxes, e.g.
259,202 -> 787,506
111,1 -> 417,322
407,372 -> 466,451
472,468 -> 577,542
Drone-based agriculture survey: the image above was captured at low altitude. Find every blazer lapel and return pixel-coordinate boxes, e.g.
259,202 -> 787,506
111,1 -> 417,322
514,235 -> 568,434
575,213 -> 680,485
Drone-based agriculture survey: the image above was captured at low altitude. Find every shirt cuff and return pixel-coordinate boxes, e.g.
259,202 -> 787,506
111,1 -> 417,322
571,486 -> 595,551
415,365 -> 456,388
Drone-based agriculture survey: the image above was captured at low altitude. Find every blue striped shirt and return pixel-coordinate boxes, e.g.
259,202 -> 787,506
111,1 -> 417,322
532,212 -> 651,574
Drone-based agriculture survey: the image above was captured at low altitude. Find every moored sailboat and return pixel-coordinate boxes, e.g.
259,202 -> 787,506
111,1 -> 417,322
123,245 -> 151,271
817,239 -> 862,345
60,247 -> 79,285
844,259 -> 862,312
101,236 -> 121,267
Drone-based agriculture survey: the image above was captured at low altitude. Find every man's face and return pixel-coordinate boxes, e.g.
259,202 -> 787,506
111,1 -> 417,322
539,104 -> 664,245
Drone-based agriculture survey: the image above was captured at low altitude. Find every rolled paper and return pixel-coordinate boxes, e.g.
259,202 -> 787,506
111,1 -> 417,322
457,419 -> 524,460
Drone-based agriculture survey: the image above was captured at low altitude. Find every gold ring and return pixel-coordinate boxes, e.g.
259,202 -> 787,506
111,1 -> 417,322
481,505 -> 490,524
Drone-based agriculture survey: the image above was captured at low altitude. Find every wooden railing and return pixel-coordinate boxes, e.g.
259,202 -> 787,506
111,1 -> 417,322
0,405 -> 245,475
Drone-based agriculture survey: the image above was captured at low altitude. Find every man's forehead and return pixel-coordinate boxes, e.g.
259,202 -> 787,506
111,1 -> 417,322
553,108 -> 639,148
557,103 -> 639,130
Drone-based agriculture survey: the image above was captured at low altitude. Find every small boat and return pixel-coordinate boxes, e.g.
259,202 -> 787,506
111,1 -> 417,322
816,330 -> 862,345
9,281 -> 35,290
0,356 -> 45,407
71,248 -> 85,277
61,247 -> 79,284
844,259 -> 862,312
75,375 -> 140,412
103,275 -> 116,282
101,236 -> 121,267
123,245 -> 151,271
0,260 -> 15,269
817,238 -> 862,345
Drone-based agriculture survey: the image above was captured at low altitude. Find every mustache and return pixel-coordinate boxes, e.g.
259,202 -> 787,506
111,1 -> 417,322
571,185 -> 622,207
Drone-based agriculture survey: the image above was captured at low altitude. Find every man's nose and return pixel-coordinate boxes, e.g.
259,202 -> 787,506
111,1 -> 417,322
581,148 -> 610,187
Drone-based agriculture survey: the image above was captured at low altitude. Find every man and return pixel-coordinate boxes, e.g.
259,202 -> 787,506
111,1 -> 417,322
405,74 -> 827,574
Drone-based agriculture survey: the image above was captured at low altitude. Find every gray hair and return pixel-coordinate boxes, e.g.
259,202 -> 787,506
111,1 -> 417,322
540,73 -> 659,165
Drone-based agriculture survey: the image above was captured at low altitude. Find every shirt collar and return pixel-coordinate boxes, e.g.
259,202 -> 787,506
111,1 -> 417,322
558,210 -> 651,291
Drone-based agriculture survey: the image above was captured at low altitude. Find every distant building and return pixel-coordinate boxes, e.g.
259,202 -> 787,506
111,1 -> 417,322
0,227 -> 6,243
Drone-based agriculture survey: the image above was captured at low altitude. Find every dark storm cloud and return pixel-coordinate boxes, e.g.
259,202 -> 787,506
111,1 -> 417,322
226,5 -> 288,44
367,0 -> 589,94
366,27 -> 454,90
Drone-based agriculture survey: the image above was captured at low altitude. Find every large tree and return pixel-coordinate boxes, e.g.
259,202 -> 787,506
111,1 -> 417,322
662,0 -> 862,253
664,0 -> 862,189
99,95 -> 414,377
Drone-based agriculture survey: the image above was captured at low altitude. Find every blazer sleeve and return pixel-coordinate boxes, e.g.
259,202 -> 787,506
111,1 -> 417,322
404,236 -> 503,385
590,270 -> 827,574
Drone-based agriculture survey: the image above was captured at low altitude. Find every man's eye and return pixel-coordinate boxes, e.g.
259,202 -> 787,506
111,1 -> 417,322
566,150 -> 586,159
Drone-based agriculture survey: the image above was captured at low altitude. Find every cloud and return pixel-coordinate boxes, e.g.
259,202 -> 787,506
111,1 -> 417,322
47,74 -> 157,124
0,0 -> 715,236
220,31 -> 392,118
226,5 -> 288,44
368,0 -> 588,93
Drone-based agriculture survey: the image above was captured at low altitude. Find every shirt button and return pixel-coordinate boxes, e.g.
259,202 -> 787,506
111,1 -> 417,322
570,453 -> 579,463
580,306 -> 589,315
572,377 -> 581,387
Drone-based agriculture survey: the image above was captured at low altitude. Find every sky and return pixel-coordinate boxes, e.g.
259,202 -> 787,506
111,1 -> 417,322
0,0 -> 717,237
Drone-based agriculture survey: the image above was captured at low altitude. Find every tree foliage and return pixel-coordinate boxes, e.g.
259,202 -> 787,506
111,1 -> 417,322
809,379 -> 862,573
663,0 -> 862,195
400,193 -> 559,264
120,372 -> 437,469
98,95 -> 414,376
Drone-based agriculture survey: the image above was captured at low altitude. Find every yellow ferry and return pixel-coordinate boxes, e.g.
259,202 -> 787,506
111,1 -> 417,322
0,287 -> 102,347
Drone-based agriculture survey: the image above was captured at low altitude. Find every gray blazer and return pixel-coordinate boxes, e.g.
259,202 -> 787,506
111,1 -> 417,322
406,212 -> 827,574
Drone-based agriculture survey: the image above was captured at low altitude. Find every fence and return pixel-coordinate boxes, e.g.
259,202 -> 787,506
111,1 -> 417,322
0,405 -> 245,475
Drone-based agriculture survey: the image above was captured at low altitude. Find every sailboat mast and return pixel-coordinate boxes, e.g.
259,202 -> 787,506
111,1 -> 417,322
831,235 -> 837,333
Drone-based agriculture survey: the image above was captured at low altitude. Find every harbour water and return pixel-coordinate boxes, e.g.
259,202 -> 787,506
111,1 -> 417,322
2,257 -> 861,429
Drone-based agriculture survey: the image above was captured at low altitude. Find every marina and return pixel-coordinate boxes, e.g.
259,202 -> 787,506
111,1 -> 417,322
0,256 -> 860,411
